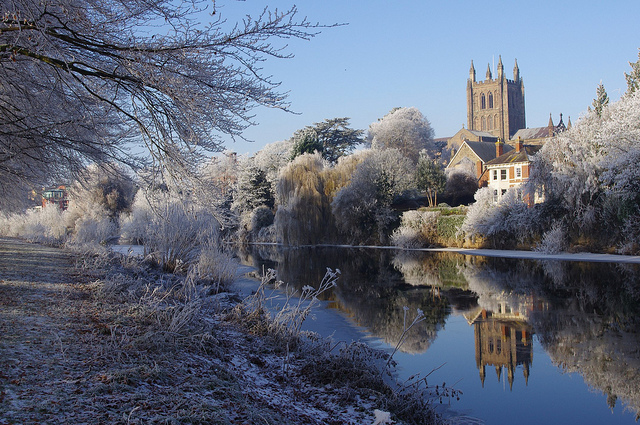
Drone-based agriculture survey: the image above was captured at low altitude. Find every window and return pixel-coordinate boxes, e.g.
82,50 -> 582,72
481,93 -> 486,109
500,169 -> 507,180
493,170 -> 498,180
501,189 -> 507,196
493,190 -> 498,202
481,117 -> 486,130
516,167 -> 521,178
488,115 -> 493,130
488,92 -> 494,109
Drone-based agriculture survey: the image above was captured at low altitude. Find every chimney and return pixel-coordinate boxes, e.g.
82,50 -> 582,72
515,136 -> 523,153
496,139 -> 504,157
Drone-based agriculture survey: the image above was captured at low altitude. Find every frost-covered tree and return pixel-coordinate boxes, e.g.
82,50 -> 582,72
625,48 -> 640,95
232,140 -> 293,216
367,107 -> 435,163
415,154 -> 446,207
274,152 -> 334,245
290,128 -> 324,160
0,1 -> 324,206
332,149 -> 414,244
290,118 -> 363,163
590,82 -> 610,117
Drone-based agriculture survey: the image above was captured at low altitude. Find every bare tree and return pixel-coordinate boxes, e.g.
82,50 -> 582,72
0,0 -> 324,209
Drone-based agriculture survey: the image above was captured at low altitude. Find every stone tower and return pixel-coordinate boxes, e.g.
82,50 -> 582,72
467,56 -> 526,140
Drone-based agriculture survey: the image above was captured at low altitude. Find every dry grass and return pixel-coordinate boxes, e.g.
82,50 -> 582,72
0,237 -> 448,425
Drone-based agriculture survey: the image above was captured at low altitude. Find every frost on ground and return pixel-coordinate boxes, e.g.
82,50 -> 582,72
0,237 -> 443,425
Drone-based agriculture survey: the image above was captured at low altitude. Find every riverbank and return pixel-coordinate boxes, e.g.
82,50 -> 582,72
0,237 -> 443,425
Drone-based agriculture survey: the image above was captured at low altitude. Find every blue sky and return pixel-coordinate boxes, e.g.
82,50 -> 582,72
215,1 -> 640,155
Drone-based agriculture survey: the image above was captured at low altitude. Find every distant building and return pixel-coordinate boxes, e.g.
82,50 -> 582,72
511,113 -> 570,146
42,186 -> 69,210
446,140 -> 513,187
485,139 -> 543,204
467,56 -> 526,141
446,58 -> 568,196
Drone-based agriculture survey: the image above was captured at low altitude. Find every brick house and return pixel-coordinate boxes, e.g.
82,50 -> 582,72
484,139 -> 542,204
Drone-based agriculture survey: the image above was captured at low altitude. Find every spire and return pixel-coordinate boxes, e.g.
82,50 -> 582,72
486,63 -> 492,80
567,116 -> 572,129
497,55 -> 504,79
513,58 -> 520,82
470,60 -> 476,82
548,113 -> 554,127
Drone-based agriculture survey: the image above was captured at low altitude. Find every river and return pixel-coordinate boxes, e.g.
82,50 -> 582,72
236,244 -> 640,425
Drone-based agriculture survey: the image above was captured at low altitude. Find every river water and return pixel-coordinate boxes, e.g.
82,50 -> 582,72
236,245 -> 640,425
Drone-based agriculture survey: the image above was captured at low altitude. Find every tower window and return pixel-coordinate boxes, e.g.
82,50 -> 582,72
481,117 -> 486,130
488,115 -> 493,130
488,92 -> 494,109
481,93 -> 486,109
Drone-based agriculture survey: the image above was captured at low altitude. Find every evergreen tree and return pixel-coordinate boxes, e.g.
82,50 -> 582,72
416,155 -> 446,207
591,82 -> 610,117
289,118 -> 363,163
625,49 -> 640,95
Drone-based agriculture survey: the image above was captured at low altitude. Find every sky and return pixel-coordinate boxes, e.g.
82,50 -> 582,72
213,0 -> 640,156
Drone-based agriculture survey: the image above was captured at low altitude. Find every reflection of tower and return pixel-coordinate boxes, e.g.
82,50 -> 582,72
470,309 -> 533,389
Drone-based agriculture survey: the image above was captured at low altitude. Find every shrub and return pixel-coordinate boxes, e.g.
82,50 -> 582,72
391,210 -> 439,248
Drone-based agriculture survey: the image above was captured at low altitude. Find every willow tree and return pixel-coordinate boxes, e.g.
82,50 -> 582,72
0,1 -> 324,210
274,152 -> 335,245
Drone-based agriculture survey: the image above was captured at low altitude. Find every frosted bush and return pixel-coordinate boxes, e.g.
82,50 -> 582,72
121,189 -> 221,272
535,221 -> 567,254
188,245 -> 239,293
391,210 -> 439,248
0,206 -> 68,245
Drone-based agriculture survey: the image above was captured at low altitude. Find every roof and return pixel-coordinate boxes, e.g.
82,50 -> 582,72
467,130 -> 496,138
511,127 -> 551,141
485,145 -> 542,166
465,141 -> 513,162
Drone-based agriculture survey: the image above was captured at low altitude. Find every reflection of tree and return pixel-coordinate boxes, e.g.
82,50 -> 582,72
240,245 -> 452,354
392,250 -> 470,289
464,257 -> 640,417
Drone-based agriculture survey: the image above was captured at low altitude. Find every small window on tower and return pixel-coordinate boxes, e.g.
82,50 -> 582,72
488,92 -> 494,108
481,93 -> 486,109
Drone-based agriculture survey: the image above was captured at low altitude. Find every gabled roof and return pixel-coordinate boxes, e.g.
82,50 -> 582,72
485,145 -> 542,166
511,127 -> 551,141
466,141 -> 513,162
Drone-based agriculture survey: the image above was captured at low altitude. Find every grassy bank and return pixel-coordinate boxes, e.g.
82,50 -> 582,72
0,238 -> 450,425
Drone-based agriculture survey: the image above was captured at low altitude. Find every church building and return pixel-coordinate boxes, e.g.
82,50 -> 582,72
467,56 -> 526,141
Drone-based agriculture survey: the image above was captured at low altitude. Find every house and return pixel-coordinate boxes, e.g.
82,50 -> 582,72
484,139 -> 542,204
42,186 -> 69,210
446,139 -> 513,187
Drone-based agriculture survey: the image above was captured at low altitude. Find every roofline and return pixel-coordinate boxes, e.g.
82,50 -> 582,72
446,140 -> 483,169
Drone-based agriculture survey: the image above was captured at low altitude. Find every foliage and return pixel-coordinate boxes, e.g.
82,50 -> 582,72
0,1 -> 324,205
415,155 -> 446,207
625,48 -> 640,95
444,168 -> 478,206
290,128 -> 324,159
290,118 -> 364,163
332,149 -> 414,245
120,188 -> 221,272
590,81 -> 610,117
391,210 -> 440,248
0,205 -> 68,245
367,107 -> 436,163
274,153 -> 335,245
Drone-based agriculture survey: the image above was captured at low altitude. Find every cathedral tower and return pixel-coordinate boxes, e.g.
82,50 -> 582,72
467,56 -> 526,140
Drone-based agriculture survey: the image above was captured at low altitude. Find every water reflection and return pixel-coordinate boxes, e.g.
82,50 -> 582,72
236,245 -> 640,421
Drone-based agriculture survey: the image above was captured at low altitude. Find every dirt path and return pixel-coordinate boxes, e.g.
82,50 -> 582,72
0,238 -> 98,424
